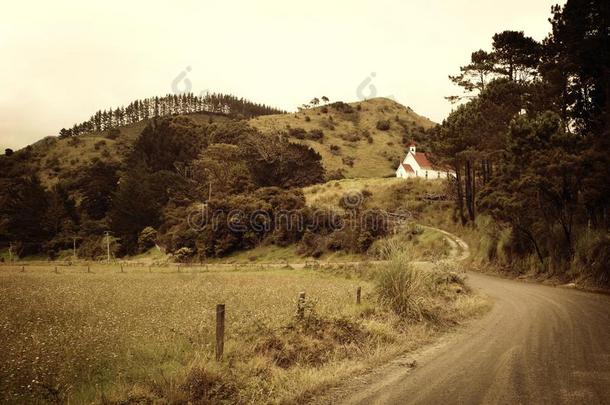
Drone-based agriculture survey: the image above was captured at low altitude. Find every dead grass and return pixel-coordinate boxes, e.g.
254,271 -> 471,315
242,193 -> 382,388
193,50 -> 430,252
250,98 -> 436,178
0,260 -> 487,404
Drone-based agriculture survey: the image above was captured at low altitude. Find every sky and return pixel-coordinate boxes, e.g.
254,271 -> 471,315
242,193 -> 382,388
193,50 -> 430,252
0,0 -> 562,150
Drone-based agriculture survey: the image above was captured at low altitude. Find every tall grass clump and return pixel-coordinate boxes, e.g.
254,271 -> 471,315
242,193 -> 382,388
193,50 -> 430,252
375,242 -> 482,325
376,250 -> 438,322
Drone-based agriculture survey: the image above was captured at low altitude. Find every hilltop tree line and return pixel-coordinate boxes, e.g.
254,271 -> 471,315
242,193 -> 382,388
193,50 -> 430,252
58,92 -> 285,138
431,0 -> 609,283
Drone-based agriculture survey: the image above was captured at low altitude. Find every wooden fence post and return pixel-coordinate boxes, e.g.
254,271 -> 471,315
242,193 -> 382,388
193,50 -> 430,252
356,286 -> 362,305
21,266 -> 25,273
87,265 -> 90,273
215,304 -> 225,361
54,266 -> 58,274
297,291 -> 306,319
120,264 -> 124,273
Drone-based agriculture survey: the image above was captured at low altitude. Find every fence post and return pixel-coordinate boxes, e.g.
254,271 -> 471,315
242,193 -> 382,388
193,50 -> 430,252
54,266 -> 58,274
356,286 -> 362,305
215,304 -> 225,361
297,291 -> 306,319
87,265 -> 90,273
21,266 -> 25,273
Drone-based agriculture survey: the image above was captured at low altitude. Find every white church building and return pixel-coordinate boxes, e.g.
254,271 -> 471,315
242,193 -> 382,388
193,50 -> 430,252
396,144 -> 454,180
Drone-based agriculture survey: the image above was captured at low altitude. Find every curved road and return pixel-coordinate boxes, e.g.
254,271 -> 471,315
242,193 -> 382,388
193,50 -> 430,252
337,231 -> 610,405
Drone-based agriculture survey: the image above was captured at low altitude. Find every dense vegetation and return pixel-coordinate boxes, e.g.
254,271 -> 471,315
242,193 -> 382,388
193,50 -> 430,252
0,115 -> 333,259
430,0 -> 610,284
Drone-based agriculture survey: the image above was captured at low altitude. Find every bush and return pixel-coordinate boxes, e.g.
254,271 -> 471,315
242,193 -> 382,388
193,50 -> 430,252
137,227 -> 157,253
329,144 -> 341,155
342,156 -> 355,167
304,116 -> 311,122
174,247 -> 194,262
340,133 -> 361,142
94,140 -> 106,150
376,120 -> 391,131
288,127 -> 307,139
329,101 -> 354,114
307,129 -> 324,141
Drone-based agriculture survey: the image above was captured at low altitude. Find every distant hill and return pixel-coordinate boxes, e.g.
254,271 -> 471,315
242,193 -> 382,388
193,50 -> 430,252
11,97 -> 435,190
250,98 -> 436,178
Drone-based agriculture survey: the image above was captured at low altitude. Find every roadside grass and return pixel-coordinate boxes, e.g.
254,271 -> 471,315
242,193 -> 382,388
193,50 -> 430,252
370,224 -> 451,262
0,253 -> 488,404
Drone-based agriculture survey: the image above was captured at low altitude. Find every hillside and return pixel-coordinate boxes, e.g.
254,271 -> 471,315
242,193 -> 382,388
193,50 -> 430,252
250,98 -> 436,178
10,98 -> 435,190
16,113 -> 230,189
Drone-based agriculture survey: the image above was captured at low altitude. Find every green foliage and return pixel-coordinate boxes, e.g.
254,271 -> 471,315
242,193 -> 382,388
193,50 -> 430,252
435,1 -> 610,284
0,176 -> 50,256
137,227 -> 157,253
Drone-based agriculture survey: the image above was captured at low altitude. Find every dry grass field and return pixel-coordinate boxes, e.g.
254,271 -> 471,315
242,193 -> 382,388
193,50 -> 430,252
0,257 -> 487,404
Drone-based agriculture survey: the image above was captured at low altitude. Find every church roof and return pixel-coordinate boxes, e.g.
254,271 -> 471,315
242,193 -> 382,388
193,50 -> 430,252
412,152 -> 434,169
401,163 -> 414,172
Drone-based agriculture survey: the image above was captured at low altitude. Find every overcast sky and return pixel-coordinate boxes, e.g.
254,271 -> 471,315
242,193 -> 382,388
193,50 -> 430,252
0,0 -> 561,150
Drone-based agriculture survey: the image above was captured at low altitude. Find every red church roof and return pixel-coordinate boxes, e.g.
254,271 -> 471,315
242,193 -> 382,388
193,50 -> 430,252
401,163 -> 414,172
412,152 -> 434,169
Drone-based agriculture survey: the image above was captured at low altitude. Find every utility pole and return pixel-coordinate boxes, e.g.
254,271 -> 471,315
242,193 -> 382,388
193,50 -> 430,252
105,231 -> 110,263
8,242 -> 12,262
73,237 -> 77,260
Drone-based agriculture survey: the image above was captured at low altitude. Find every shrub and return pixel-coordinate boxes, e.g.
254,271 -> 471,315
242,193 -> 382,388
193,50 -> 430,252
376,120 -> 391,131
340,133 -> 361,142
342,156 -> 355,167
174,247 -> 194,262
304,116 -> 311,122
329,101 -> 354,113
180,366 -> 236,403
94,140 -> 107,150
288,127 -> 307,139
306,129 -> 324,141
4,148 -> 13,156
329,144 -> 341,155
137,227 -> 157,252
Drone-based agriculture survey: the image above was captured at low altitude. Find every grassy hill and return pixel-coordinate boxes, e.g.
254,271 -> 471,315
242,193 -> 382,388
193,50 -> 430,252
250,98 -> 436,178
13,97 -> 434,190
19,113 -> 230,189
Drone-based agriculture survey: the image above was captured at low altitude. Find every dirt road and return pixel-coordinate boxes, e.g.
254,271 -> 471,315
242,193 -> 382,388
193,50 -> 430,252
339,266 -> 610,404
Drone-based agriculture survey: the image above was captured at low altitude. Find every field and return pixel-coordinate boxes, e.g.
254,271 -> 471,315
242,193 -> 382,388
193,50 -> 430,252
0,259 -> 487,404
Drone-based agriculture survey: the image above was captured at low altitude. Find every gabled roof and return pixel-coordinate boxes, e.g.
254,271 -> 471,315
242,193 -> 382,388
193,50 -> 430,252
412,152 -> 433,169
401,163 -> 414,172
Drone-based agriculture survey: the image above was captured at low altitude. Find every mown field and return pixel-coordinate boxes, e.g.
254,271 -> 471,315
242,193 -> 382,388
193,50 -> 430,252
0,258 -> 487,404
